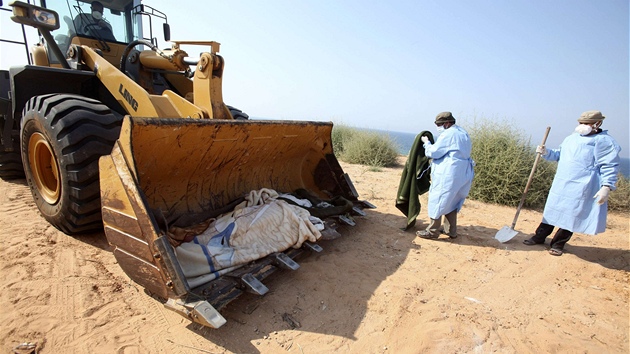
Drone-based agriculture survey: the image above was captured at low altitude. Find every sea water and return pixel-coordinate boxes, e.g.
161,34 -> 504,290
382,129 -> 630,178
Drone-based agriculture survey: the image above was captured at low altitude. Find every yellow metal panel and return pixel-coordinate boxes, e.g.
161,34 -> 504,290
30,45 -> 49,66
81,46 -> 160,117
164,73 -> 193,101
149,95 -> 183,117
116,117 -> 349,227
70,37 -> 125,67
161,90 -> 204,118
99,149 -> 136,218
170,40 -> 220,54
115,117 -> 138,182
99,140 -> 174,298
192,52 -> 229,119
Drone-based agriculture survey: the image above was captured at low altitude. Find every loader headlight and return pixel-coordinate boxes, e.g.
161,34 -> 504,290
10,1 -> 60,31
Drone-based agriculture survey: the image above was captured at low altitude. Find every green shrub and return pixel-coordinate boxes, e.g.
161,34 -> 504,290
609,173 -> 630,212
331,124 -> 356,155
332,125 -> 399,168
467,120 -> 556,208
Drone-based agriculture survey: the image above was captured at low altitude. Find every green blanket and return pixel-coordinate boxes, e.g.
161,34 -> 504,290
395,131 -> 433,230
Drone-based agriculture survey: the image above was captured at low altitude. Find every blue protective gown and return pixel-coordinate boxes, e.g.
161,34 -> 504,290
542,130 -> 621,235
423,125 -> 475,219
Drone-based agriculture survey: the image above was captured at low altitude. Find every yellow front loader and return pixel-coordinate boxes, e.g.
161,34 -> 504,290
2,1 -> 373,328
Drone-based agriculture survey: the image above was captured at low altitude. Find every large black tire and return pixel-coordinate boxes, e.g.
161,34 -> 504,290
226,105 -> 249,120
21,94 -> 122,235
0,114 -> 25,180
0,144 -> 24,180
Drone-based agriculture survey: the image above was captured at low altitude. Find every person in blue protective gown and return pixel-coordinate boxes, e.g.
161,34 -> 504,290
523,110 -> 621,256
416,112 -> 475,239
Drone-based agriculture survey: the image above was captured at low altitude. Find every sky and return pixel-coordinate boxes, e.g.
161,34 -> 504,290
1,0 -> 628,157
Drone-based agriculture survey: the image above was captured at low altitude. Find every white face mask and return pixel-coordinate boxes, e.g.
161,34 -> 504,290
574,124 -> 593,136
92,10 -> 103,20
436,126 -> 445,134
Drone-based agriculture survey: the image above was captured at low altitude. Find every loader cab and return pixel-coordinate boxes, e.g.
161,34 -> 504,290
41,0 -> 143,67
5,0 -> 170,68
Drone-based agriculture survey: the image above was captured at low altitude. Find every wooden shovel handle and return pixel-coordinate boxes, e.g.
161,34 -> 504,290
511,126 -> 551,229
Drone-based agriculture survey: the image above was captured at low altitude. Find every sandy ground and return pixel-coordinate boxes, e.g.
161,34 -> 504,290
1,156 -> 628,354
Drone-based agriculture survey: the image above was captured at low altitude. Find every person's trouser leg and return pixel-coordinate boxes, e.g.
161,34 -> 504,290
443,209 -> 457,238
531,222 -> 554,243
425,217 -> 442,237
549,228 -> 573,250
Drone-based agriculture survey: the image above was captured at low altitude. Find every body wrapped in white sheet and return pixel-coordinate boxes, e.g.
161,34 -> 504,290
175,189 -> 322,288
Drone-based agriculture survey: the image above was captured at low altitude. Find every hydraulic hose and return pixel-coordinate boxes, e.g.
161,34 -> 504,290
119,39 -> 160,73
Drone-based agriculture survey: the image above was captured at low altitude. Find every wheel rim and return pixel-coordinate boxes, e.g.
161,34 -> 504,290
28,132 -> 60,204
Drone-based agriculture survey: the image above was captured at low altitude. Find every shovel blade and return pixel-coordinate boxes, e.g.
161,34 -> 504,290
495,226 -> 519,243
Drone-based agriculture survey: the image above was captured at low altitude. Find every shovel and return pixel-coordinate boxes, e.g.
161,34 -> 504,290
495,126 -> 551,243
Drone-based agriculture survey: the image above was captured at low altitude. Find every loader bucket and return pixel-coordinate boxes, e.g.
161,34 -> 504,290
99,116 -> 363,311
118,117 -> 354,218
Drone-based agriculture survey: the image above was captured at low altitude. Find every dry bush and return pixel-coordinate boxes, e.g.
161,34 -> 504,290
467,120 -> 555,209
332,126 -> 399,168
609,174 -> 630,212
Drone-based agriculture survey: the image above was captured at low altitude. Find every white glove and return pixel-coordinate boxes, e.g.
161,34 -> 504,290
594,186 -> 610,205
421,136 -> 429,144
536,145 -> 547,156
